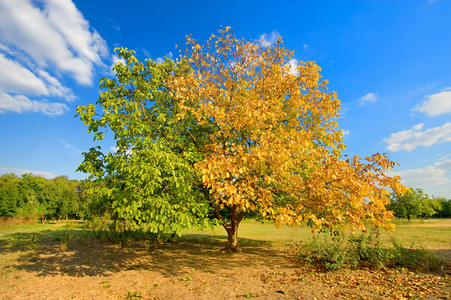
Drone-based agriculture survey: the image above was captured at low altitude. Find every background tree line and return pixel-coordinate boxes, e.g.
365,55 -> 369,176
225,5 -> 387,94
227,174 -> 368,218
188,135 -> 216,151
1,172 -> 450,226
0,173 -> 87,222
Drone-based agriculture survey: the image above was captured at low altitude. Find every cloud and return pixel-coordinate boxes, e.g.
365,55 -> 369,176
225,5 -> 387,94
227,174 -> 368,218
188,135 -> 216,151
383,122 -> 451,152
0,0 -> 108,85
0,0 -> 108,115
0,53 -> 76,101
61,139 -> 81,156
0,92 -> 68,116
341,129 -> 350,137
358,93 -> 378,105
391,159 -> 451,188
259,31 -> 281,47
413,87 -> 451,117
109,19 -> 120,31
0,167 -> 58,179
157,52 -> 174,63
287,58 -> 299,75
0,53 -> 48,95
141,47 -> 151,58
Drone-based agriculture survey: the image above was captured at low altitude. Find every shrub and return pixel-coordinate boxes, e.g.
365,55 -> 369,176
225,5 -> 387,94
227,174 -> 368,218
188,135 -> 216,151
298,226 -> 442,271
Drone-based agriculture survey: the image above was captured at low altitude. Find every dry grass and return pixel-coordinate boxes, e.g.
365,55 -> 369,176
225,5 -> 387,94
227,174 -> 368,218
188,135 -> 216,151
0,217 -> 38,230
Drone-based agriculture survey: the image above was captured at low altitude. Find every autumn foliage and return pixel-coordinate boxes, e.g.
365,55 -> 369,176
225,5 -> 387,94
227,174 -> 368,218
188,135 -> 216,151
78,27 -> 406,252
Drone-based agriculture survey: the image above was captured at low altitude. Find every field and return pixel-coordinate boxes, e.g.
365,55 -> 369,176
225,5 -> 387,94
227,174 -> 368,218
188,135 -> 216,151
0,219 -> 450,299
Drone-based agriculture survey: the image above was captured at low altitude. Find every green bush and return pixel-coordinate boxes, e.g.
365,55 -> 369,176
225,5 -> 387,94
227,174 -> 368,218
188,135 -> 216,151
298,226 -> 442,271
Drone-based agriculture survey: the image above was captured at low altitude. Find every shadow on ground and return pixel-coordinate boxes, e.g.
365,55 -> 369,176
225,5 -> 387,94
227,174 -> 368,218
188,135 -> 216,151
1,230 -> 295,278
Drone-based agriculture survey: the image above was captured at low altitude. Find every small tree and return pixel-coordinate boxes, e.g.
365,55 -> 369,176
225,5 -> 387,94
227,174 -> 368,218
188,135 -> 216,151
388,188 -> 436,220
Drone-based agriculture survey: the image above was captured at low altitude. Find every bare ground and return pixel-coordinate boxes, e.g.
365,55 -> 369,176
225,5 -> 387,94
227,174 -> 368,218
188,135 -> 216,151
0,231 -> 450,300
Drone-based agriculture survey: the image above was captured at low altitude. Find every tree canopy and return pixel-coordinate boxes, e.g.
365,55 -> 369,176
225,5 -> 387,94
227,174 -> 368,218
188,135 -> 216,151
77,28 -> 406,252
388,188 -> 443,220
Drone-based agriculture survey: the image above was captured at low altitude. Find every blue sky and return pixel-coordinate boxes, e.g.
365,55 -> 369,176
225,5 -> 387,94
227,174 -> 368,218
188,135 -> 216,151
0,0 -> 450,198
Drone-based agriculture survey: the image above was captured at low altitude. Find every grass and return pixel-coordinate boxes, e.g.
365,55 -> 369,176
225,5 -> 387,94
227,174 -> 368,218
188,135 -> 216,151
0,217 -> 38,230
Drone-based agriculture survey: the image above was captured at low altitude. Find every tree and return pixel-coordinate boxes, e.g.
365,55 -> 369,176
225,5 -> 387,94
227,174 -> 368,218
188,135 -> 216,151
44,176 -> 81,221
435,197 -> 451,218
170,28 -> 406,251
16,173 -> 48,219
418,197 -> 442,219
77,28 -> 405,252
0,173 -> 20,216
387,188 -> 438,220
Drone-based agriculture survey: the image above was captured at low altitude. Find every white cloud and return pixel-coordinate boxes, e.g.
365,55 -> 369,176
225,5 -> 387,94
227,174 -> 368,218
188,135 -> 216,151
303,44 -> 308,49
156,52 -> 174,63
109,19 -> 120,31
0,53 -> 48,95
0,54 -> 75,101
384,122 -> 451,152
141,47 -> 151,58
0,92 -> 68,116
358,93 -> 378,105
391,159 -> 451,188
341,129 -> 350,136
393,166 -> 449,188
259,31 -> 281,47
0,167 -> 58,179
0,0 -> 108,115
0,0 -> 108,85
435,158 -> 451,170
287,58 -> 299,75
61,139 -> 81,156
37,70 -> 75,101
413,87 -> 451,117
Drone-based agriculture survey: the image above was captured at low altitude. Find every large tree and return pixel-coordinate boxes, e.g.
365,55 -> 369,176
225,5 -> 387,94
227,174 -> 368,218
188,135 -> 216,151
77,28 -> 405,252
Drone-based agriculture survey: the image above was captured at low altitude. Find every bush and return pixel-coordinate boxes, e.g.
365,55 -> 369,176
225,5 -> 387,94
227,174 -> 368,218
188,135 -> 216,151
298,226 -> 442,271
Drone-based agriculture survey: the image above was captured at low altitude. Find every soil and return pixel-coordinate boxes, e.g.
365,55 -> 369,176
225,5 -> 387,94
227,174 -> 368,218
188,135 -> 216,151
0,233 -> 450,300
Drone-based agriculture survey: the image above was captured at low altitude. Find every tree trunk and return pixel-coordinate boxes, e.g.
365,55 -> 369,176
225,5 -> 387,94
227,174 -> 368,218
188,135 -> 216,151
224,223 -> 239,252
222,205 -> 246,253
406,214 -> 411,221
202,187 -> 246,253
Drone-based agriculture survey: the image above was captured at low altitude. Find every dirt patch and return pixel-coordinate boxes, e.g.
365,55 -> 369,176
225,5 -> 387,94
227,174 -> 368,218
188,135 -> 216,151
0,234 -> 450,300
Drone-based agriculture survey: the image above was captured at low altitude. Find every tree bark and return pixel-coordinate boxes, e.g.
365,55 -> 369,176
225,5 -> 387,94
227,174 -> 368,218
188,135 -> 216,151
222,205 -> 246,252
224,223 -> 240,252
